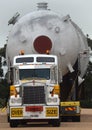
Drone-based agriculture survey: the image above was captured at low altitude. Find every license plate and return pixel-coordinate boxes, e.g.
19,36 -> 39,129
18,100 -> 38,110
11,108 -> 23,117
46,107 -> 58,117
30,115 -> 39,117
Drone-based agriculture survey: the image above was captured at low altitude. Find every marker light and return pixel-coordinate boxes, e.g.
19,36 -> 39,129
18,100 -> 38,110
46,50 -> 50,54
19,50 -> 25,55
10,85 -> 17,97
51,84 -> 60,96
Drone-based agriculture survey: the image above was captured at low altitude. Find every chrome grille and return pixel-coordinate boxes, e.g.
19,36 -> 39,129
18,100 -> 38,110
23,86 -> 45,104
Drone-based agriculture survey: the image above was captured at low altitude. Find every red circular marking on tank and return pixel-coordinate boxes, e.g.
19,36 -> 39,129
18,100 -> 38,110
34,36 -> 52,54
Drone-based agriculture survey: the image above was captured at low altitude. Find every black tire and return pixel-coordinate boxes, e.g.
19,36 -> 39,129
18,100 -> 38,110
72,116 -> 80,122
52,119 -> 61,127
61,116 -> 67,122
7,115 -> 10,122
10,120 -> 18,127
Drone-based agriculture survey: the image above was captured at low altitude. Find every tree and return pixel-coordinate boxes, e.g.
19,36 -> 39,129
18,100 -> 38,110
0,79 -> 9,107
87,34 -> 92,49
82,36 -> 92,101
0,44 -> 7,58
0,56 -> 3,77
0,44 -> 9,107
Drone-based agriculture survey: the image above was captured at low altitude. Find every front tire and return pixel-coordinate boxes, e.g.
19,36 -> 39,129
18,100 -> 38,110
10,120 -> 18,127
7,115 -> 10,122
51,119 -> 61,127
72,116 -> 80,122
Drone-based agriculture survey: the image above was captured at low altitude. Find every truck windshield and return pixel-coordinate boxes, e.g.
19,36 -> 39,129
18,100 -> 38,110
19,68 -> 50,80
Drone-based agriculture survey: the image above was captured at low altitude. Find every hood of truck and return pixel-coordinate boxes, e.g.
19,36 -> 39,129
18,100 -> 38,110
20,79 -> 48,86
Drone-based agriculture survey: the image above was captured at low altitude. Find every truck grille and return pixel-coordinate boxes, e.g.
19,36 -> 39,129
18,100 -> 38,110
23,86 -> 45,104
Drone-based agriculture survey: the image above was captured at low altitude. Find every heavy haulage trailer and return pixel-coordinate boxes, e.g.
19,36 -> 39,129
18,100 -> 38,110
6,2 -> 89,127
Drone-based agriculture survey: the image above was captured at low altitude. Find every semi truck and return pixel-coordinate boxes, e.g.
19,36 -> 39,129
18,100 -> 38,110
6,2 -> 89,127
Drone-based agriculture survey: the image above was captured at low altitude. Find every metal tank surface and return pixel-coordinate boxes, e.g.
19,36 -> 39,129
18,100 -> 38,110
6,2 -> 89,80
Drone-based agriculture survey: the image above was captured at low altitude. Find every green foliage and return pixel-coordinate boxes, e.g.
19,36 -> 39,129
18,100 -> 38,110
3,60 -> 7,66
83,35 -> 92,102
0,79 -> 9,107
0,98 -> 6,108
83,62 -> 92,100
0,79 -> 9,99
81,100 -> 92,108
87,35 -> 92,49
0,45 -> 6,77
0,44 -> 7,58
0,45 -> 8,107
0,69 -> 3,77
0,57 -> 2,68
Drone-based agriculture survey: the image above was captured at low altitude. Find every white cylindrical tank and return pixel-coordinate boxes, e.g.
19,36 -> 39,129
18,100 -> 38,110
6,3 -> 89,78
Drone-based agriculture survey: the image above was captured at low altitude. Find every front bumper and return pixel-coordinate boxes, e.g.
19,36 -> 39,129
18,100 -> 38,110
10,105 -> 59,120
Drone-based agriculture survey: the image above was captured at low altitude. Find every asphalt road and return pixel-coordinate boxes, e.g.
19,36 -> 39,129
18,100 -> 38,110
0,109 -> 92,130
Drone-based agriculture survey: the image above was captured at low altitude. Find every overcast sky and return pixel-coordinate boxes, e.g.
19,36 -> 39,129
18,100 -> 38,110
0,0 -> 92,47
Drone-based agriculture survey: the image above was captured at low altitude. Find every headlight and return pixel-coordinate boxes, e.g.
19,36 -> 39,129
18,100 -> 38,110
53,98 -> 57,102
47,97 -> 57,103
11,98 -> 22,104
47,98 -> 52,103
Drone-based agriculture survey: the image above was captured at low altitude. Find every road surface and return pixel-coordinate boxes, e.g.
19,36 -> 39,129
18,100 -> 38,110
0,109 -> 92,130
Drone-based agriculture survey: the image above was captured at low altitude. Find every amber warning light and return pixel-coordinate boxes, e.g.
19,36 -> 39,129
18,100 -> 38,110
19,50 -> 25,55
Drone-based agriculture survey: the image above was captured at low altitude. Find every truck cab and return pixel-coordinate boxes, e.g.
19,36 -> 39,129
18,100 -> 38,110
8,54 -> 60,127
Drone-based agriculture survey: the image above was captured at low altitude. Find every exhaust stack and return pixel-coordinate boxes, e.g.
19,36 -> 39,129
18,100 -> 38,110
37,2 -> 48,10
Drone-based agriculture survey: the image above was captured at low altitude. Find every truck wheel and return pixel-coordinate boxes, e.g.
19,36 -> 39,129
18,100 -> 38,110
10,120 -> 18,127
7,115 -> 10,122
52,119 -> 61,127
72,116 -> 80,122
